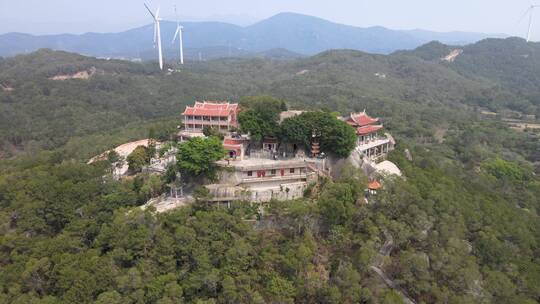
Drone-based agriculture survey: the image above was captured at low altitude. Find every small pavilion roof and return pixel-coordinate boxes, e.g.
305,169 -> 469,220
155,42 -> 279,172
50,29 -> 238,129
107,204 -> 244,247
368,180 -> 382,190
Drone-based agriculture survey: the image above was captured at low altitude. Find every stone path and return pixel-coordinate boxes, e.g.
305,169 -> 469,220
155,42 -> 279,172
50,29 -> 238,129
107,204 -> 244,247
370,230 -> 416,304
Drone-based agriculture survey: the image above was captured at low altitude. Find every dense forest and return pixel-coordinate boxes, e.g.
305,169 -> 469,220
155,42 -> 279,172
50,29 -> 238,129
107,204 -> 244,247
0,38 -> 540,303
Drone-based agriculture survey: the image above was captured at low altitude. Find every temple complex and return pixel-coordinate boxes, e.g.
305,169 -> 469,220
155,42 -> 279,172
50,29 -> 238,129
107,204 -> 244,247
175,101 -> 397,204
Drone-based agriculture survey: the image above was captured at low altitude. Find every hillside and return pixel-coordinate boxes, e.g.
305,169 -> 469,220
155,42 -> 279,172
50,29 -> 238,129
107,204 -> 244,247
397,37 -> 540,113
0,12 -> 506,59
1,38 -> 540,304
2,37 -> 540,159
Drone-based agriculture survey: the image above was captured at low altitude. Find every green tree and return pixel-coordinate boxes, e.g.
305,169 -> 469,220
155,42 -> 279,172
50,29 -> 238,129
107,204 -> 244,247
177,137 -> 226,180
239,95 -> 287,113
238,95 -> 286,142
202,126 -> 223,139
221,275 -> 239,304
318,183 -> 356,227
266,275 -> 295,304
140,174 -> 164,199
193,186 -> 213,205
484,270 -> 517,303
280,111 -> 356,158
95,291 -> 123,304
107,150 -> 120,164
482,157 -> 530,182
127,146 -> 150,173
382,290 -> 404,304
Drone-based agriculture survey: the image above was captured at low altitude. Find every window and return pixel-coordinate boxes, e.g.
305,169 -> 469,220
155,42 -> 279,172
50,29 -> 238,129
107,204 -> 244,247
270,169 -> 276,175
290,168 -> 295,174
247,171 -> 253,177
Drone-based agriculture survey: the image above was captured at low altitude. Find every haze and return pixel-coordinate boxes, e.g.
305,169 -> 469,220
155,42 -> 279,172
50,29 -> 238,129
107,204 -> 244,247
0,0 -> 537,40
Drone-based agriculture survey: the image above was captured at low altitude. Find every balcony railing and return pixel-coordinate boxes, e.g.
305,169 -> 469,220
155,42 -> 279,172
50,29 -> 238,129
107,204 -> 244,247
357,138 -> 390,150
241,173 -> 308,184
183,119 -> 230,125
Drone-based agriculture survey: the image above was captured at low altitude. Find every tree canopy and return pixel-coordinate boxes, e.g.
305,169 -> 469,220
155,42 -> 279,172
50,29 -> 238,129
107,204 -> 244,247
126,145 -> 150,173
280,111 -> 357,158
176,136 -> 226,180
237,95 -> 287,142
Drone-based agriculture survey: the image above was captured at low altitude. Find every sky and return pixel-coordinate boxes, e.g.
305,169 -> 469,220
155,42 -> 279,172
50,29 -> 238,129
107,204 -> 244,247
0,0 -> 538,40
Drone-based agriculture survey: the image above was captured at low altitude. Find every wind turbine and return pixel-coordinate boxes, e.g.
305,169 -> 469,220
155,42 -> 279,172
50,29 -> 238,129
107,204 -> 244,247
144,3 -> 163,70
172,6 -> 184,64
520,5 -> 540,42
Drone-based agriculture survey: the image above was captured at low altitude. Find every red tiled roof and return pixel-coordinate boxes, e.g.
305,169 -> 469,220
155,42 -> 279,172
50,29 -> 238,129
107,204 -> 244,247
368,180 -> 382,190
183,101 -> 238,117
357,125 -> 383,135
223,138 -> 244,145
223,137 -> 245,151
349,112 -> 379,126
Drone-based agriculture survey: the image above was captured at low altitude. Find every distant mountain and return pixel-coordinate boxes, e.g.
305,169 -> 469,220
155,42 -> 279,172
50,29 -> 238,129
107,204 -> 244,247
0,12 -> 506,60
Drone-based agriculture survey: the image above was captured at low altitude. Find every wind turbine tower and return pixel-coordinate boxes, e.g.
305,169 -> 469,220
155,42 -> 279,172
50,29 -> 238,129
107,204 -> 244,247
172,6 -> 184,64
522,5 -> 540,42
144,3 -> 164,70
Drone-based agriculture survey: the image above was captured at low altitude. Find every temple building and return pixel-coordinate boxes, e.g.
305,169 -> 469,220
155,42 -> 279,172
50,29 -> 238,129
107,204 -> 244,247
208,158 -> 318,203
342,111 -> 394,162
182,101 -> 239,134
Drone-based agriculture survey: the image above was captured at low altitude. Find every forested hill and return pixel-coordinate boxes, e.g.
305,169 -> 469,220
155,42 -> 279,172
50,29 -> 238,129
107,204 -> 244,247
397,37 -> 540,113
1,37 -> 540,159
1,39 -> 540,303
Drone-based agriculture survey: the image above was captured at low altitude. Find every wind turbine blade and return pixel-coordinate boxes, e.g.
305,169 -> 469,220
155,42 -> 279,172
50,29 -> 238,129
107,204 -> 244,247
518,7 -> 532,24
157,20 -> 163,70
153,22 -> 157,45
173,28 -> 180,43
155,6 -> 160,19
527,8 -> 535,42
175,5 -> 180,26
180,28 -> 184,64
144,3 -> 156,19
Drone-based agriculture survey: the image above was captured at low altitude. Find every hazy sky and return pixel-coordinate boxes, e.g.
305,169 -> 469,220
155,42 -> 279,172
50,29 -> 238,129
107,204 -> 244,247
0,0 -> 538,39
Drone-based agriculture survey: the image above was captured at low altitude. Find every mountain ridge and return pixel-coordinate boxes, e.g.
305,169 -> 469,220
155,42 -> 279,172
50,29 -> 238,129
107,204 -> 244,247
0,12 -> 507,59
